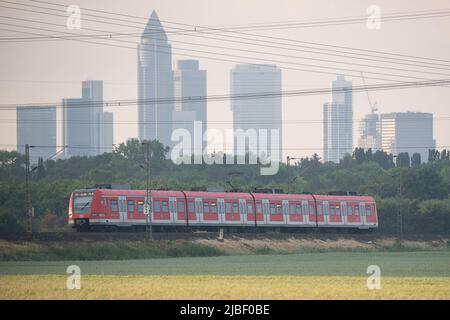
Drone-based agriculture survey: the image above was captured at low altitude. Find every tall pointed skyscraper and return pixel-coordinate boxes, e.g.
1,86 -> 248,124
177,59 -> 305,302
138,11 -> 174,148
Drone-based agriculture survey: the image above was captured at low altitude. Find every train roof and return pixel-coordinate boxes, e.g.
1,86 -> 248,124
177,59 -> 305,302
89,188 -> 375,202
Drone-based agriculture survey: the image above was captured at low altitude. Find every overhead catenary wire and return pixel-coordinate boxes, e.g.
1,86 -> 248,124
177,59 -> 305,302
1,0 -> 449,98
0,0 -> 449,94
23,0 -> 450,65
1,78 -> 449,111
1,0 -> 450,70
2,15 -> 450,78
0,23 -> 449,89
6,117 -> 450,125
6,144 -> 450,153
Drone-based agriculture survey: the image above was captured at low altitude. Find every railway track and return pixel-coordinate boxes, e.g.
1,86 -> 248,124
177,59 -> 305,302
0,231 -> 446,242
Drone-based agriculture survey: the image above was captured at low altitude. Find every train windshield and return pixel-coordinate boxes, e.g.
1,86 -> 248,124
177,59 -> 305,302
73,191 -> 94,213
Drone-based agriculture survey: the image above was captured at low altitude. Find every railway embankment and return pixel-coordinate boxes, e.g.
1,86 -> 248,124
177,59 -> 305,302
0,233 -> 448,261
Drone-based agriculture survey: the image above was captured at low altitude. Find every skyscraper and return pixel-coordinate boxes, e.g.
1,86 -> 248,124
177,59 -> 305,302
358,113 -> 380,150
173,60 -> 207,155
230,64 -> 282,161
323,75 -> 353,163
16,105 -> 56,164
138,11 -> 174,148
380,112 -> 434,161
63,80 -> 113,157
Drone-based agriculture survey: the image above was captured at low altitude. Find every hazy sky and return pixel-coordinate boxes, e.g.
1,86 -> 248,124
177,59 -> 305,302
1,0 -> 449,160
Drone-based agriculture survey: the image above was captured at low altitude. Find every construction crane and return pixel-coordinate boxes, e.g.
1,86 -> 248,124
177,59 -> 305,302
360,71 -> 378,113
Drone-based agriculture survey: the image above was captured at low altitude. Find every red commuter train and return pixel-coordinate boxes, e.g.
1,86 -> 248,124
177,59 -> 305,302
68,187 -> 378,232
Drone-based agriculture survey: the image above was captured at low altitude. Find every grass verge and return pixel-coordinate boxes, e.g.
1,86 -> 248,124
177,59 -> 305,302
0,240 -> 223,261
0,237 -> 448,261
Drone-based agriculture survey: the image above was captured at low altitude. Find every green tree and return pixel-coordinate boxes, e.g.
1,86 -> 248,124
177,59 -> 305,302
373,150 -> 395,169
428,149 -> 440,162
396,152 -> 410,168
353,147 -> 366,163
411,153 -> 421,167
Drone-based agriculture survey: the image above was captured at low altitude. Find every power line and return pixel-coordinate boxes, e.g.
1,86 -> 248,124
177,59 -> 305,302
24,0 -> 450,66
208,7 -> 450,29
0,78 -> 448,111
6,144 -> 450,152
6,116 -> 450,125
2,0 -> 450,70
0,1 -> 448,91
0,23 -> 448,88
2,15 -> 450,79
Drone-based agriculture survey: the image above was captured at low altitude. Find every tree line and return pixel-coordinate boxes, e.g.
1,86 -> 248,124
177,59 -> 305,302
0,139 -> 449,234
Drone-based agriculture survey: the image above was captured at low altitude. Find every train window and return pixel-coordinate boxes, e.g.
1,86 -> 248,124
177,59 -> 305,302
188,202 -> 195,213
154,200 -> 161,212
296,204 -> 302,214
276,204 -> 282,214
355,206 -> 359,216
161,201 -> 169,213
138,201 -> 144,213
317,205 -> 323,215
127,200 -> 135,212
256,203 -> 262,213
178,201 -> 185,212
203,202 -> 210,213
290,204 -> 296,215
330,205 -> 335,215
226,202 -> 231,213
309,204 -> 315,215
110,200 -> 118,212
270,204 -> 276,214
247,203 -> 253,214
348,206 -> 353,216
366,206 -> 372,216
336,207 -> 341,216
211,202 -> 217,213
233,203 -> 239,214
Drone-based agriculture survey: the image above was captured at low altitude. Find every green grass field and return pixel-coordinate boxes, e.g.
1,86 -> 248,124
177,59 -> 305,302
1,250 -> 449,299
1,250 -> 449,276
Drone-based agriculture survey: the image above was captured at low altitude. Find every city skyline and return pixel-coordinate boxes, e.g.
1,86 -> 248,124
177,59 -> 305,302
1,0 -> 449,161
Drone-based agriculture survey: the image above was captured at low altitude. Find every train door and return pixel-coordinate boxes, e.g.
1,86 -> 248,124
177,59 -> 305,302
360,202 -> 366,225
118,196 -> 127,224
169,197 -> 176,223
323,201 -> 329,225
239,199 -> 246,224
341,201 -> 347,225
217,198 -> 225,224
262,199 -> 269,224
282,200 -> 289,225
195,198 -> 203,224
302,200 -> 310,225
